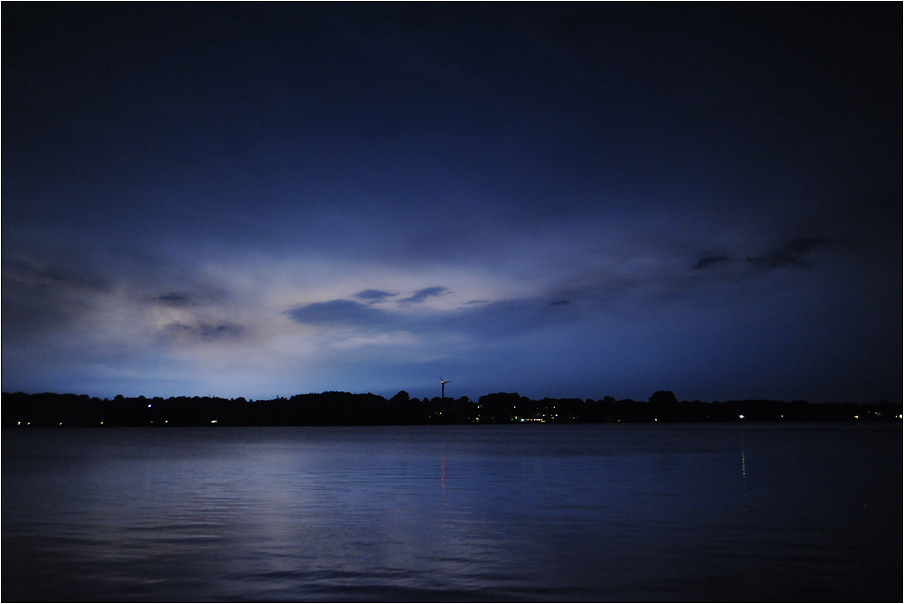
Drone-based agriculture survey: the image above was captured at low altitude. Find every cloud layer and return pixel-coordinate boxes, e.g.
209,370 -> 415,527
2,4 -> 899,403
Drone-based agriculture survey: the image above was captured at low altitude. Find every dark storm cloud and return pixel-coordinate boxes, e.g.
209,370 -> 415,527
692,255 -> 728,270
446,298 -> 579,338
155,293 -> 193,306
286,296 -> 578,339
398,287 -> 450,305
164,323 -> 244,340
354,289 -> 397,303
746,253 -> 800,271
784,237 -> 831,254
2,294 -> 83,338
1,256 -> 110,338
198,324 -> 244,339
4,257 -> 109,292
747,237 -> 832,271
285,300 -> 393,328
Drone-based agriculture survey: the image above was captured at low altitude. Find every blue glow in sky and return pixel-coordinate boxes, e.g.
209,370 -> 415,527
3,4 -> 900,402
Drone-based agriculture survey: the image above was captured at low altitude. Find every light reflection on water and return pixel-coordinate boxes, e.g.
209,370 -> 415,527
2,424 -> 901,602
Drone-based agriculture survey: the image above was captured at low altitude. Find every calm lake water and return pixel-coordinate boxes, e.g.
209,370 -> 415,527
3,423 -> 901,602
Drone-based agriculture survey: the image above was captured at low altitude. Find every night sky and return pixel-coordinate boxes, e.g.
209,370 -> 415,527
3,4 -> 900,403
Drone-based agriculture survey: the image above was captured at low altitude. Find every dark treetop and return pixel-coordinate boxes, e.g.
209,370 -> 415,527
4,391 -> 900,428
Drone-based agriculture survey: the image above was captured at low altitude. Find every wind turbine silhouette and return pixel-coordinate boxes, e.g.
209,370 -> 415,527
440,376 -> 450,400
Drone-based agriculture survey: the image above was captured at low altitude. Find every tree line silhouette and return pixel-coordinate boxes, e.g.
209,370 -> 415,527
3,390 -> 900,428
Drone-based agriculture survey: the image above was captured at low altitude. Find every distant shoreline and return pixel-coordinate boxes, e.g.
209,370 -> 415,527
4,391 -> 900,428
